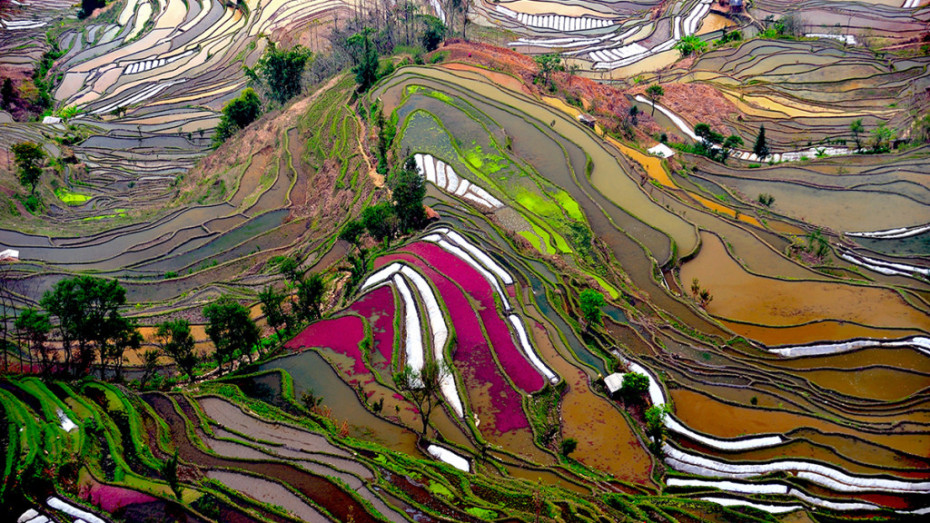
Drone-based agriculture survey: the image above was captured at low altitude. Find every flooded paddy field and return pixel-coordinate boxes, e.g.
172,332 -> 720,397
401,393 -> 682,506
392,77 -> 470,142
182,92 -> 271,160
2,0 -> 930,520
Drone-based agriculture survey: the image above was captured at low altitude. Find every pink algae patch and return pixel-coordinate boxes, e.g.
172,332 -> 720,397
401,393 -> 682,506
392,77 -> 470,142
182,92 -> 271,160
375,248 -> 532,434
348,286 -> 396,371
82,483 -> 158,513
398,242 -> 544,392
285,316 -> 369,381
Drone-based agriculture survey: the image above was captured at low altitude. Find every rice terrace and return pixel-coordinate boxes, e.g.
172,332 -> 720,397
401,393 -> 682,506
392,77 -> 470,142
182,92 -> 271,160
2,0 -> 930,521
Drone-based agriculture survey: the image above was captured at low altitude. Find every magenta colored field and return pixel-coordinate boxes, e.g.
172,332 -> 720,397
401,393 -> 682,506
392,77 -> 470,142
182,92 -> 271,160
82,482 -> 158,513
348,286 -> 396,371
398,242 -> 544,392
285,316 -> 370,384
375,249 -> 531,434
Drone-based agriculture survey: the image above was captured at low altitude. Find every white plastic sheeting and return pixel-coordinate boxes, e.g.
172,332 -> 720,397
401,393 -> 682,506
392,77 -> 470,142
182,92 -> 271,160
360,263 -> 403,291
426,237 -> 512,310
57,409 -> 77,432
700,497 -> 802,514
668,478 -> 788,495
445,230 -> 514,285
838,249 -> 930,278
664,444 -> 930,494
394,274 -> 424,385
508,314 -> 558,384
400,266 -> 464,418
495,6 -> 614,32
427,444 -> 469,472
47,497 -> 106,523
769,336 -> 930,358
413,154 -> 503,210
847,223 -> 930,239
625,360 -> 784,450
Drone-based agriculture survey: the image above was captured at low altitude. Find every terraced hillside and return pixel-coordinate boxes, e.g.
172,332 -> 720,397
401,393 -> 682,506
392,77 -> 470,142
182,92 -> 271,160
2,0 -> 930,522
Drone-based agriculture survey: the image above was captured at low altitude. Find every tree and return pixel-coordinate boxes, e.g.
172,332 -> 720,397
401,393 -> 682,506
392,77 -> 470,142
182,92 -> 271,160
1,78 -> 14,110
694,123 -> 723,157
674,35 -> 707,57
204,296 -> 260,370
362,202 -> 397,243
421,15 -> 446,52
720,134 -> 743,163
213,88 -> 262,146
871,122 -> 895,152
163,451 -> 182,500
79,0 -> 106,19
252,42 -> 313,105
534,54 -> 563,88
41,276 -> 128,376
278,256 -> 302,283
259,285 -> 289,341
139,349 -> 161,390
389,156 -> 427,233
560,437 -> 578,457
14,308 -> 51,375
752,125 -> 769,159
619,372 -> 649,402
339,220 -> 366,250
645,84 -> 664,116
101,316 -> 142,380
157,319 -> 198,382
579,289 -> 605,328
394,359 -> 450,435
351,28 -> 379,92
295,273 -> 326,323
11,142 -> 46,195
850,118 -> 863,151
644,405 -> 669,455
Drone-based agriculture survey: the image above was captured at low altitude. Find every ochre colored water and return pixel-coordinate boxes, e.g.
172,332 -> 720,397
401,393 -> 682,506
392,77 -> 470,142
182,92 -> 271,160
681,232 -> 930,343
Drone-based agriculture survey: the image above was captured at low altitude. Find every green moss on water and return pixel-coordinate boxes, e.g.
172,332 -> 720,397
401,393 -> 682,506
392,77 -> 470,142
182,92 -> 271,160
428,480 -> 454,499
466,507 -> 498,519
55,187 -> 91,205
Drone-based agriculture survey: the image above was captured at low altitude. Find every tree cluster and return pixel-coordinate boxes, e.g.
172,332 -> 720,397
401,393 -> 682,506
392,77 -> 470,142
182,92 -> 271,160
693,123 -> 743,163
213,88 -> 262,146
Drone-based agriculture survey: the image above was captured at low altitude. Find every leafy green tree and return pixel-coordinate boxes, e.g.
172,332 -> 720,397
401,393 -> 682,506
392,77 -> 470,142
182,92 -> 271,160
79,0 -> 106,19
157,319 -> 198,382
389,156 -> 427,233
720,134 -> 743,163
14,308 -> 51,375
694,123 -> 723,157
40,276 -> 128,375
163,451 -> 182,500
871,122 -> 895,152
394,358 -> 451,435
645,84 -> 664,116
362,202 -> 397,243
351,28 -> 379,92
139,349 -> 161,390
251,42 -> 313,105
278,256 -> 302,283
421,15 -> 446,52
1,78 -> 14,110
101,316 -> 142,380
674,35 -> 707,57
213,88 -> 262,146
579,289 -> 605,328
204,296 -> 260,370
339,219 -> 366,250
11,142 -> 46,195
534,53 -> 563,88
295,273 -> 326,323
619,372 -> 650,402
644,404 -> 669,455
753,125 -> 769,159
850,118 -> 864,151
560,437 -> 578,457
259,285 -> 289,341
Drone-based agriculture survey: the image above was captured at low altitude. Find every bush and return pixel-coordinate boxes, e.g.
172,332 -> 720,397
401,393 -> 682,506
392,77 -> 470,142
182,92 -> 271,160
620,372 -> 649,401
561,437 -> 578,456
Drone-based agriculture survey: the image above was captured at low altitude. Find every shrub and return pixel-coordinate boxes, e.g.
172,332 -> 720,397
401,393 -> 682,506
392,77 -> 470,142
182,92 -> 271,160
561,437 -> 578,456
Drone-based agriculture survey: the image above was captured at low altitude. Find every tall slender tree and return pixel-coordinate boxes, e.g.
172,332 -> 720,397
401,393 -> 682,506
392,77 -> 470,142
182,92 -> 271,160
752,125 -> 769,159
645,84 -> 664,116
